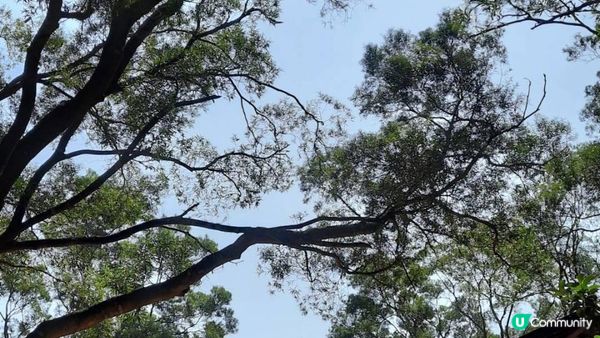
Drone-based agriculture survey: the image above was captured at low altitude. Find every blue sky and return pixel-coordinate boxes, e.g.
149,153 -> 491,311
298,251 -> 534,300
1,0 -> 598,337
195,1 -> 599,337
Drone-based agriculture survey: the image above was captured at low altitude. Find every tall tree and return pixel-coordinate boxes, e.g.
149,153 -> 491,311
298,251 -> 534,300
319,4 -> 600,337
0,0 -> 379,336
0,1 -> 588,338
261,10 -> 578,338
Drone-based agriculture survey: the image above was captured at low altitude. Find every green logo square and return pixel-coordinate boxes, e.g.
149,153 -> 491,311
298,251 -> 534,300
511,314 -> 533,331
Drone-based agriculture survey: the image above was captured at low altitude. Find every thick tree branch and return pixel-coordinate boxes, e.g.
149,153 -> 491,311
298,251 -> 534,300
1,216 -> 249,253
0,43 -> 105,102
0,95 -> 219,244
0,0 -> 166,210
2,215 -> 383,252
25,216 -> 386,337
0,0 -> 63,175
25,234 -> 257,338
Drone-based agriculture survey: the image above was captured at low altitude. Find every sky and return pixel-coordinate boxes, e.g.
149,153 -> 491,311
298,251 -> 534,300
192,1 -> 599,338
1,0 -> 599,337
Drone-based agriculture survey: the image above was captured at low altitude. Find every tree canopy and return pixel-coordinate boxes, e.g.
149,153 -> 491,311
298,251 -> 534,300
324,2 -> 600,337
1,0 -> 600,337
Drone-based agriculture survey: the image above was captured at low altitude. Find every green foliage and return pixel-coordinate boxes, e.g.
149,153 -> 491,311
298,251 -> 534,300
554,275 -> 600,317
0,8 -> 32,62
1,170 -> 234,336
2,0 -> 600,336
0,0 -> 290,334
296,8 -> 598,338
553,275 -> 600,334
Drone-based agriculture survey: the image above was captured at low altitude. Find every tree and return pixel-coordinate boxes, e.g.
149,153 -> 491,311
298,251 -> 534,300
260,10 -> 575,338
322,4 -> 600,338
0,0 -> 379,336
0,1 -> 592,338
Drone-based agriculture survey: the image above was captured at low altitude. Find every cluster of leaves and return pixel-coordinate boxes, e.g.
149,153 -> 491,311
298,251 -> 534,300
297,3 -> 600,338
554,275 -> 600,318
1,167 -> 236,337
